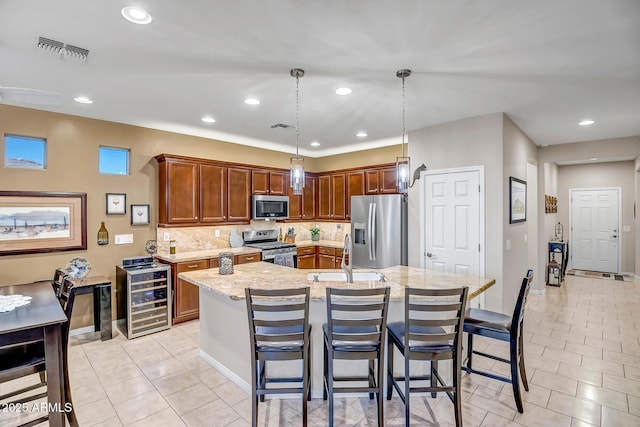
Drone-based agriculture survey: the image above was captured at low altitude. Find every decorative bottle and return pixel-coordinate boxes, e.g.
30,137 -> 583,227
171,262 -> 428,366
97,222 -> 109,245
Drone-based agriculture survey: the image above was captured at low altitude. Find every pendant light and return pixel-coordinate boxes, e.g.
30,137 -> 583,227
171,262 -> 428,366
396,69 -> 411,193
290,68 -> 305,195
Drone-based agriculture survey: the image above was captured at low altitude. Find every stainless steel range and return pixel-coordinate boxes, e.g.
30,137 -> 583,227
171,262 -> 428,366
243,230 -> 297,267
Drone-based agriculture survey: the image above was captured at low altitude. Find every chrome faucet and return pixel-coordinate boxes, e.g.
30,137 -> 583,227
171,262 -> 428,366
341,233 -> 353,283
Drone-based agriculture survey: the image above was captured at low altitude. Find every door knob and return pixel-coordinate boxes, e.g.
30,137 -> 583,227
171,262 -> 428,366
426,252 -> 433,258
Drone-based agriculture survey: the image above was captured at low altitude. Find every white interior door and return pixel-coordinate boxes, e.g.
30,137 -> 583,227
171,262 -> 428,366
570,188 -> 620,273
423,170 -> 481,276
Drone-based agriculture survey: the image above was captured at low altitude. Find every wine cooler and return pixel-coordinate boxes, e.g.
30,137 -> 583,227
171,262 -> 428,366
116,257 -> 172,339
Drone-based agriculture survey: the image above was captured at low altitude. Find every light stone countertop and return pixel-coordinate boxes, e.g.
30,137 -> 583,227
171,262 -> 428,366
178,262 -> 495,301
156,246 -> 261,263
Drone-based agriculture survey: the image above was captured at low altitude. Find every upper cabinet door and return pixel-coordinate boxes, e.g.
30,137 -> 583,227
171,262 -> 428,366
200,164 -> 227,223
269,172 -> 287,195
317,175 -> 331,219
251,170 -> 270,194
227,167 -> 251,222
379,167 -> 398,193
302,175 -> 316,219
331,173 -> 346,220
164,161 -> 199,224
346,171 -> 364,218
287,174 -> 302,219
365,170 -> 380,194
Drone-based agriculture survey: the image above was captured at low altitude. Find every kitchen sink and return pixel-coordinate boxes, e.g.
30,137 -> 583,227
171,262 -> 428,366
307,272 -> 386,282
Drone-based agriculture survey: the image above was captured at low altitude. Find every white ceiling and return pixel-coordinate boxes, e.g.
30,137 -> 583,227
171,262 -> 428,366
1,0 -> 639,157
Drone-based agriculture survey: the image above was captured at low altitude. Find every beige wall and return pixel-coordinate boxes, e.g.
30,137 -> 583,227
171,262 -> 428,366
557,161 -> 636,273
502,115 -> 539,305
312,144 -> 401,171
407,113 -> 505,311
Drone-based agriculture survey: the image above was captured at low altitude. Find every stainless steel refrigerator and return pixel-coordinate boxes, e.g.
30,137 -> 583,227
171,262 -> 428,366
350,194 -> 408,269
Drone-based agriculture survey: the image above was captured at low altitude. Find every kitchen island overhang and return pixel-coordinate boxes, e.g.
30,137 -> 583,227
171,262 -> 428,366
179,262 -> 496,397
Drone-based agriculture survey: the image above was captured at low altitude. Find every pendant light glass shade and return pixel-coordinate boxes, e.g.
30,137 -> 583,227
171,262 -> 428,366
396,155 -> 410,194
396,69 -> 411,194
290,157 -> 305,195
290,68 -> 305,195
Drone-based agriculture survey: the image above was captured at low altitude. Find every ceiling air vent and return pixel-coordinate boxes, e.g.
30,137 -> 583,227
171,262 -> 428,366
37,36 -> 89,62
270,123 -> 293,129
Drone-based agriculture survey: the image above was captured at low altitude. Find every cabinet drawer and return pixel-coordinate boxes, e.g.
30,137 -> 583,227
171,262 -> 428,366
318,246 -> 335,256
236,253 -> 260,264
177,259 -> 208,273
209,258 -> 219,268
297,246 -> 316,256
335,248 -> 343,257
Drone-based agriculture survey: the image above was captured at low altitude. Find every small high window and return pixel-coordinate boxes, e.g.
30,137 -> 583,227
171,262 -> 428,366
4,135 -> 46,169
99,146 -> 129,175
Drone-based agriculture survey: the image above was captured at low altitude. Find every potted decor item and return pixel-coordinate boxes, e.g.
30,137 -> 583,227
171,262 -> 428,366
310,226 -> 320,241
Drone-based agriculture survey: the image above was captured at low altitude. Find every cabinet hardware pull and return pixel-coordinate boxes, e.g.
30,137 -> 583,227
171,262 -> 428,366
246,257 -> 254,260
195,216 -> 198,220
187,264 -> 198,268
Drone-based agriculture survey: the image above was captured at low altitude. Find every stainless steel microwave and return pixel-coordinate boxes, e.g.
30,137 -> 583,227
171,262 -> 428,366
251,195 -> 289,220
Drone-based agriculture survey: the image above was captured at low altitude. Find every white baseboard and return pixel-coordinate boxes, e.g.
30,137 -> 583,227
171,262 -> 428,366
199,349 -> 251,394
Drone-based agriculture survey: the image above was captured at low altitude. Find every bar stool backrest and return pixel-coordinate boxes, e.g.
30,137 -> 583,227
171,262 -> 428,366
245,287 -> 310,357
52,268 -> 68,298
404,287 -> 468,358
325,287 -> 390,351
511,269 -> 534,341
59,278 -> 78,349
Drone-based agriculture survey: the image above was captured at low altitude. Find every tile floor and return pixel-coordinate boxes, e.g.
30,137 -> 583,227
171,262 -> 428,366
2,274 -> 640,426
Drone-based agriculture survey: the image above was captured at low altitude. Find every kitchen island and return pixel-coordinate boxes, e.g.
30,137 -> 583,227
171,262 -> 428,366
179,262 -> 495,397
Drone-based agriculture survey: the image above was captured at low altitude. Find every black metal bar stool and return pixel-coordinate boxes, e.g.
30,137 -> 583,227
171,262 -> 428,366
387,286 -> 468,427
463,270 -> 533,413
323,287 -> 390,427
245,287 -> 312,427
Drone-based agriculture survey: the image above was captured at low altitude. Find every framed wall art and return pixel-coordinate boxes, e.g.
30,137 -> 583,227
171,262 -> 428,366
509,177 -> 527,224
0,191 -> 87,256
106,193 -> 126,215
131,204 -> 150,225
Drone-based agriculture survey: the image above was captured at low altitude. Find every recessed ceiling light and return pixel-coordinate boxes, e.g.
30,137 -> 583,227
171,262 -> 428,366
356,131 -> 367,138
201,116 -> 216,124
244,98 -> 261,105
590,157 -> 598,161
310,141 -> 320,147
335,88 -> 352,96
74,96 -> 93,104
121,7 -> 153,25
579,119 -> 595,126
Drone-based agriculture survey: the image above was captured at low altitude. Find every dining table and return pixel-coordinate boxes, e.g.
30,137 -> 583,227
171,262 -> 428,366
0,281 -> 68,427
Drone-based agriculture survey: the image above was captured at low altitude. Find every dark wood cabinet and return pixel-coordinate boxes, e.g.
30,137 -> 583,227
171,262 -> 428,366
227,167 -> 251,222
331,174 -> 346,220
380,166 -> 398,193
317,246 -> 336,269
200,164 -> 227,223
318,174 -> 345,220
287,173 -> 315,220
346,171 -> 364,218
252,170 -> 286,195
172,259 -> 209,324
364,167 -> 398,195
158,159 -> 199,224
302,176 -> 316,219
297,246 -> 317,269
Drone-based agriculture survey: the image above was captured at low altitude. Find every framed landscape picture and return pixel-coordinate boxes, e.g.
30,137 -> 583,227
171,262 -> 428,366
0,191 -> 87,256
509,177 -> 527,224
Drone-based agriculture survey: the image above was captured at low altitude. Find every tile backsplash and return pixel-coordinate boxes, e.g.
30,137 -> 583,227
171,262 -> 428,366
156,221 -> 350,253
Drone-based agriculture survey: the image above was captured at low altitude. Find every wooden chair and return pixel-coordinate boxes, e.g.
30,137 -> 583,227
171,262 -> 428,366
0,277 -> 79,427
387,286 -> 468,427
245,287 -> 312,427
462,270 -> 533,413
323,287 -> 390,427
51,267 -> 68,297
